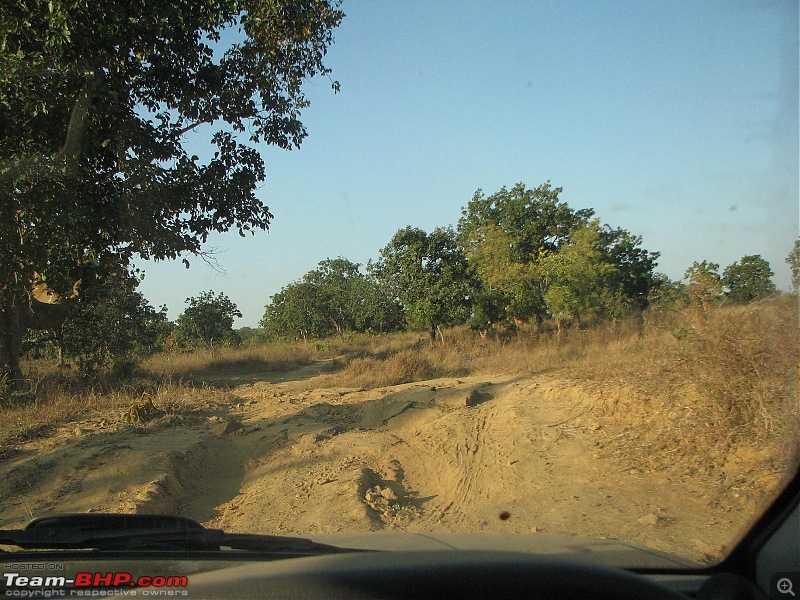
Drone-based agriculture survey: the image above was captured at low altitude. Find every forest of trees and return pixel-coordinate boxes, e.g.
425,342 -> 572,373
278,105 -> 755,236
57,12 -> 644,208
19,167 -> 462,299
259,182 -> 791,342
15,180 -> 794,372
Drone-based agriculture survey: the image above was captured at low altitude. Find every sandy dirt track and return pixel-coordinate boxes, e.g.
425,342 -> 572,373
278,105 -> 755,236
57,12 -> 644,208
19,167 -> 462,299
0,361 -> 754,563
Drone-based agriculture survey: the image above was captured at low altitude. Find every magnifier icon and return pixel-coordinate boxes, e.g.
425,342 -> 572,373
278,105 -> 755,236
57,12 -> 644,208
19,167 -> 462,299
778,578 -> 796,596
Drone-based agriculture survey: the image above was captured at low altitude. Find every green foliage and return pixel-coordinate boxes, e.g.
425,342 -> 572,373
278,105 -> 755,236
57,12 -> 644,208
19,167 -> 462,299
538,221 -> 624,325
458,182 -> 594,261
61,270 -> 172,364
350,277 -> 406,334
262,281 -> 335,341
237,327 -> 270,346
0,0 -> 343,382
373,227 -> 474,340
175,291 -> 241,348
684,261 -> 722,312
648,273 -> 688,307
722,255 -> 776,303
786,239 -> 800,293
457,182 -> 593,324
463,224 -> 542,324
261,258 -> 404,340
598,225 -> 660,310
457,182 -> 659,328
467,288 -> 507,332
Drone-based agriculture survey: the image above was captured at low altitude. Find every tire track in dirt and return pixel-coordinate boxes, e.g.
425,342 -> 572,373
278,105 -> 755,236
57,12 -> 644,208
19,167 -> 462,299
428,402 -> 499,526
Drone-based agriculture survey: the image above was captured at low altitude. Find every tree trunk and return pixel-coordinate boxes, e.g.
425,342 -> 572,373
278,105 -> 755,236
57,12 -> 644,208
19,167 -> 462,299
429,322 -> 436,343
0,291 -> 25,394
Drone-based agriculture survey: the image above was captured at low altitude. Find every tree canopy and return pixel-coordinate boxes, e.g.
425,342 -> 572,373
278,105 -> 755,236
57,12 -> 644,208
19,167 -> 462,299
538,221 -> 624,326
373,227 -> 474,340
175,291 -> 241,348
722,255 -> 776,303
0,0 -> 343,385
458,182 -> 594,262
261,258 -> 404,340
457,182 -> 658,326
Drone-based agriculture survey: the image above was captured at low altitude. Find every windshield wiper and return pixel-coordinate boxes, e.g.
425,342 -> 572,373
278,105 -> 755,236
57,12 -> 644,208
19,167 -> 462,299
0,513 -> 362,555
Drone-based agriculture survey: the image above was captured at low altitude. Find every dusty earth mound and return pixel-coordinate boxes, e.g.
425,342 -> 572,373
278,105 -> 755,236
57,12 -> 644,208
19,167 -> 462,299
0,362 -> 774,563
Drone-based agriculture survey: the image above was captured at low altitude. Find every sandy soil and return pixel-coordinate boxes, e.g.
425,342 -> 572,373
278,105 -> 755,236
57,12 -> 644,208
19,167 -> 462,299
0,360 -> 760,563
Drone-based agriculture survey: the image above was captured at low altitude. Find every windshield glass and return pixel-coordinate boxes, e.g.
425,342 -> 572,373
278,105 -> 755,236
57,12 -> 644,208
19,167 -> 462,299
1,0 -> 797,567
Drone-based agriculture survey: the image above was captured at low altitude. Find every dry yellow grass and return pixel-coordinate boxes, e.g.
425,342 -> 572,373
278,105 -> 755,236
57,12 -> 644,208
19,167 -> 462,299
140,342 -> 321,381
3,298 -> 797,487
556,298 -> 799,498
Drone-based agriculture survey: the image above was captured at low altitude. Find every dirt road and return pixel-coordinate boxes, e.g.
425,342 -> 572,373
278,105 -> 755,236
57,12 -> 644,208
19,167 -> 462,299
0,362 -> 751,563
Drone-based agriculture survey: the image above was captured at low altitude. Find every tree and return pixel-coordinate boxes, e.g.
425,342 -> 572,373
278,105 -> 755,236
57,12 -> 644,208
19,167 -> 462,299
722,255 -> 776,303
304,258 -> 364,335
647,273 -> 688,307
373,227 -> 474,341
0,1 -> 343,387
787,239 -> 800,293
62,270 -> 171,362
684,261 -> 722,312
537,221 -> 623,327
464,224 -> 542,325
261,281 -> 331,341
260,258 -> 403,340
175,291 -> 241,348
458,182 -> 594,261
457,182 -> 593,324
598,225 -> 660,310
457,182 -> 658,326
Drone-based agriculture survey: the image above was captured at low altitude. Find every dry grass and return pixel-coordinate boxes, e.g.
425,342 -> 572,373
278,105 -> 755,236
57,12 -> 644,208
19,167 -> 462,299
0,342 -> 328,452
140,342 -> 321,381
3,298 -> 797,489
0,371 -> 232,458
558,297 -> 800,494
329,346 -> 469,389
0,333 -> 426,449
678,301 -> 798,434
322,315 -> 653,389
568,298 -> 799,438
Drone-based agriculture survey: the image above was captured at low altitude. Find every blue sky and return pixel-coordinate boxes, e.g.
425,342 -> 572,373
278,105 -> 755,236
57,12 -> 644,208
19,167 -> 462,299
136,0 -> 799,327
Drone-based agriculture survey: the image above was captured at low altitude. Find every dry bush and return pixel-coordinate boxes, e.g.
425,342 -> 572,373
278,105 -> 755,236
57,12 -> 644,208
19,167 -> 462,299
329,345 -> 468,389
678,299 -> 799,436
564,297 -> 799,493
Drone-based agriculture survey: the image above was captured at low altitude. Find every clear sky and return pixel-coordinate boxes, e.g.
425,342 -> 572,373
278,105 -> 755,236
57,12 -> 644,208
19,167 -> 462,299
135,0 -> 799,328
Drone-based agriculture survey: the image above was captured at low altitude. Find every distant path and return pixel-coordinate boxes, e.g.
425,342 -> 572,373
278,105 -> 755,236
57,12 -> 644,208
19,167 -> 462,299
261,357 -> 341,383
201,357 -> 342,387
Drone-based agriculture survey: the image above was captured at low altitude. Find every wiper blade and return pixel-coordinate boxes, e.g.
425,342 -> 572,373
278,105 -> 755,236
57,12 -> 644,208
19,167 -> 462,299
0,513 -> 361,554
